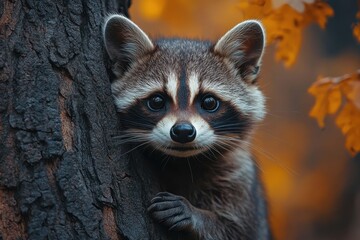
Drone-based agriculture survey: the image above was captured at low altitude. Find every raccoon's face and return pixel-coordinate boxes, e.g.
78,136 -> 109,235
104,15 -> 266,158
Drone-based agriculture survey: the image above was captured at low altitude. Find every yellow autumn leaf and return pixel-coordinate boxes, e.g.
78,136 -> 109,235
302,1 -> 334,28
327,86 -> 342,114
238,0 -> 333,67
341,73 -> 360,109
308,77 -> 341,128
336,103 -> 360,155
309,70 -> 360,155
262,5 -> 304,67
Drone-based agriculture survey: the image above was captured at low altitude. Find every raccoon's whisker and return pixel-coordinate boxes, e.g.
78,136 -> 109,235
215,135 -> 241,144
148,142 -> 165,155
217,142 -> 266,174
122,118 -> 152,125
214,137 -> 251,154
187,159 -> 194,183
112,131 -> 150,138
112,134 -> 148,141
113,130 -> 150,136
213,142 -> 233,152
215,125 -> 249,129
213,122 -> 249,128
204,145 -> 217,158
120,141 -> 151,156
214,130 -> 247,134
161,159 -> 170,170
114,140 -> 148,145
149,143 -> 174,170
213,127 -> 247,132
121,119 -> 154,128
121,142 -> 148,156
200,151 -> 214,162
248,140 -> 298,176
216,135 -> 242,140
214,123 -> 250,128
236,142 -> 266,174
111,133 -> 142,139
214,128 -> 248,133
215,137 -> 269,174
199,147 -> 216,162
212,115 -> 240,124
209,141 -> 230,157
212,142 -> 235,157
112,135 -> 150,145
161,154 -> 171,170
203,144 -> 221,160
122,112 -> 156,123
264,111 -> 283,119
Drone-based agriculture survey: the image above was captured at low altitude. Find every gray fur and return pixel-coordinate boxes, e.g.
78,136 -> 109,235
104,14 -> 271,240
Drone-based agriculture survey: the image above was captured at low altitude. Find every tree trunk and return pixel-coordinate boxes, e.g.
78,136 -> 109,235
0,0 -> 165,239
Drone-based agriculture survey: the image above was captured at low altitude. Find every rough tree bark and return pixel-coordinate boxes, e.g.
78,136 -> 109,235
0,0 -> 166,239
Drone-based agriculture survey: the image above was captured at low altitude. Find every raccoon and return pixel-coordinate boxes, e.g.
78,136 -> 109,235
103,14 -> 271,240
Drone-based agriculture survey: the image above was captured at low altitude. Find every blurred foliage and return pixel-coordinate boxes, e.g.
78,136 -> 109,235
355,10 -> 360,42
240,0 -> 359,156
238,0 -> 333,67
309,71 -> 360,155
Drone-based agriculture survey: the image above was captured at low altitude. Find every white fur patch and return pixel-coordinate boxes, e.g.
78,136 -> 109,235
246,87 -> 266,121
151,114 -> 177,146
112,80 -> 163,111
166,71 -> 178,106
188,72 -> 200,105
190,115 -> 214,146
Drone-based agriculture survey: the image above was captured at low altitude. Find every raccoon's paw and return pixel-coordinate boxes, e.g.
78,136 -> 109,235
148,192 -> 196,231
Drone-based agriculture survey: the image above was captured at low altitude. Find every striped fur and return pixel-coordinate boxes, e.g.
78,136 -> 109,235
104,15 -> 271,240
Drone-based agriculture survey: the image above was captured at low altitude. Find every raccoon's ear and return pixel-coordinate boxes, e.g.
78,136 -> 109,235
103,14 -> 154,76
214,20 -> 265,84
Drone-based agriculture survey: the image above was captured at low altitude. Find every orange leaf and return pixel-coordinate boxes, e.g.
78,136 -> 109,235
309,70 -> 360,155
327,86 -> 342,114
238,0 -> 333,67
303,2 -> 334,28
308,77 -> 341,128
341,73 -> 360,109
336,103 -> 360,155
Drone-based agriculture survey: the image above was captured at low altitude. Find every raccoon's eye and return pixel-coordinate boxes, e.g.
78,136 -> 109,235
147,94 -> 165,111
201,95 -> 219,112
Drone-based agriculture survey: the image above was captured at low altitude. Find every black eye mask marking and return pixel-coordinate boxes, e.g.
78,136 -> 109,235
200,99 -> 252,137
120,100 -> 165,131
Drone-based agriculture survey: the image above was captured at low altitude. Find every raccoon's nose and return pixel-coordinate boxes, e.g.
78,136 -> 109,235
170,122 -> 196,143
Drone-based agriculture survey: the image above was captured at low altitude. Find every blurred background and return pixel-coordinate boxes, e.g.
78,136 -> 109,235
129,0 -> 360,239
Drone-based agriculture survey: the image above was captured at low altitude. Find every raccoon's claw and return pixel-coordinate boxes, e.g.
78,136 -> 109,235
148,192 -> 194,231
